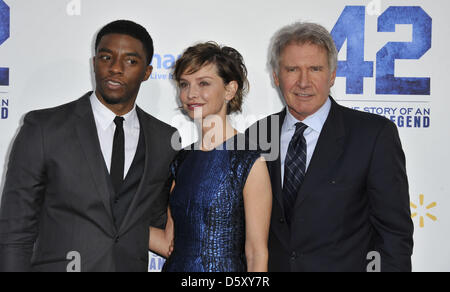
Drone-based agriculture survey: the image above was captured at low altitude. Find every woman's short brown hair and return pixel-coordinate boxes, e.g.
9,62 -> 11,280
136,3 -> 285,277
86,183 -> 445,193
174,42 -> 249,114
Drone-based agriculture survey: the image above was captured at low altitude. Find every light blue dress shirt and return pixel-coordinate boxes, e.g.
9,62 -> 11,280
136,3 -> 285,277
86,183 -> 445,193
280,98 -> 332,187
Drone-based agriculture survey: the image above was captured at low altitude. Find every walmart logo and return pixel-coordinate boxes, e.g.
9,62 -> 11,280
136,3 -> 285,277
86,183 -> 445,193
411,194 -> 437,228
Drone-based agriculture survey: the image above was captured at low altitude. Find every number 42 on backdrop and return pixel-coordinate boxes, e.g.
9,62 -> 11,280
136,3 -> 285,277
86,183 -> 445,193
331,6 -> 432,96
0,4 -> 434,95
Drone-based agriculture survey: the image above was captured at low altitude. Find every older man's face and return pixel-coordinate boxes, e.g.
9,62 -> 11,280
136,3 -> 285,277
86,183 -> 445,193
274,42 -> 336,121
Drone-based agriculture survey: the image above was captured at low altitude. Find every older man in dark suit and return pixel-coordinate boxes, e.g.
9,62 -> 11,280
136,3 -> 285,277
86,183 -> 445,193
247,22 -> 414,272
0,20 -> 179,272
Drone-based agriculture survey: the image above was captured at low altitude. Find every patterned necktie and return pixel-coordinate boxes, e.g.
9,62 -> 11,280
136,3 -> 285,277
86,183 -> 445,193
111,116 -> 125,194
283,122 -> 308,225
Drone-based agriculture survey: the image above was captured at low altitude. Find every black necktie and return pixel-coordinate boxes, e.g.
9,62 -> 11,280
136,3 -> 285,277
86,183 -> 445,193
111,116 -> 125,194
283,122 -> 308,225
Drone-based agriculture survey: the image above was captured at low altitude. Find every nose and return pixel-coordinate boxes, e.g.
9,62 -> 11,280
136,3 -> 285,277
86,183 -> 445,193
109,58 -> 124,75
187,84 -> 199,100
297,71 -> 311,89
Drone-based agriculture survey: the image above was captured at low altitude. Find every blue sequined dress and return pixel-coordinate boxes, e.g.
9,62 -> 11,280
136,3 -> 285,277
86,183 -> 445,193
163,135 -> 261,272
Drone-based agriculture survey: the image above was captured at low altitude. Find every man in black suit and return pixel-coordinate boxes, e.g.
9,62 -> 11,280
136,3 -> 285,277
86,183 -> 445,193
0,20 -> 179,272
247,22 -> 414,272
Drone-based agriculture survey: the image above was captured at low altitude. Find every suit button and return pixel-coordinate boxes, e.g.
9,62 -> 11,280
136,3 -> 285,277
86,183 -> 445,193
115,236 -> 119,243
291,252 -> 297,260
279,217 -> 285,224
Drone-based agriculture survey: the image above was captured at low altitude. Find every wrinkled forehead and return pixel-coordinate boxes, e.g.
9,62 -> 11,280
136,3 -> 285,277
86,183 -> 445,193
280,41 -> 329,61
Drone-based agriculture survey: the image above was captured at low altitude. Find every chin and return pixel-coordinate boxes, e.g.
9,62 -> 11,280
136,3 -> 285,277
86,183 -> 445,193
184,110 -> 201,121
101,93 -> 131,105
287,105 -> 310,120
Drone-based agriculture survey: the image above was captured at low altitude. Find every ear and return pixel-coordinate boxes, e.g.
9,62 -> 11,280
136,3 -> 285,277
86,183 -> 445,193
225,81 -> 238,102
273,71 -> 280,87
329,69 -> 337,88
143,65 -> 153,81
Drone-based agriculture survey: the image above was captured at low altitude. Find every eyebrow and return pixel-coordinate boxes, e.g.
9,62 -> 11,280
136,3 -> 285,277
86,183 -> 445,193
98,48 -> 113,54
126,52 -> 143,59
97,48 -> 143,59
195,76 -> 214,81
179,76 -> 215,82
284,65 -> 325,69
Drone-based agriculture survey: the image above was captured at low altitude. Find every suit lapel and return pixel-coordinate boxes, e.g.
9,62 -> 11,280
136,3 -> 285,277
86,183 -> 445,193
266,109 -> 286,215
293,99 -> 346,209
74,93 -> 116,223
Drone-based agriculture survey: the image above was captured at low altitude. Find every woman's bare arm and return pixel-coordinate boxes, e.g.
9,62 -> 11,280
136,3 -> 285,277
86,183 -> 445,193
243,157 -> 272,272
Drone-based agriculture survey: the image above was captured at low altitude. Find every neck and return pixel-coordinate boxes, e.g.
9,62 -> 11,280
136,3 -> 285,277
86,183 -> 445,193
198,115 -> 237,151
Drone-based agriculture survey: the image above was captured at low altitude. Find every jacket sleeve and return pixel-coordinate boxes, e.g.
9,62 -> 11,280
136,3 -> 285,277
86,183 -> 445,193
367,121 -> 414,272
0,112 -> 47,272
149,128 -> 180,230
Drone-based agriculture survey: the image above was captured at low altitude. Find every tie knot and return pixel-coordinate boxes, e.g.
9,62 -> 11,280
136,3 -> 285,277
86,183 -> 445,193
295,122 -> 308,135
114,116 -> 124,128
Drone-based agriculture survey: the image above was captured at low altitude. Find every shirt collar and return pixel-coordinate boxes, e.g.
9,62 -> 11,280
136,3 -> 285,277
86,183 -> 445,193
285,97 -> 331,133
89,92 -> 139,131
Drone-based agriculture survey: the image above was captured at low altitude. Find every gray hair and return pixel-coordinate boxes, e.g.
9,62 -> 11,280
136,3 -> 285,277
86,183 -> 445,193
269,22 -> 338,74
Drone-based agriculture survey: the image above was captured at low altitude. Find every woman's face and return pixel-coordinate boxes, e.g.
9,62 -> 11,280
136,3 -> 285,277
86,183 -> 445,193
178,63 -> 235,120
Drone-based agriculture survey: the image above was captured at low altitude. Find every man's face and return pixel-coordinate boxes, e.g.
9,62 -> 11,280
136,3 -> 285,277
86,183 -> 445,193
93,33 -> 152,106
274,42 -> 336,121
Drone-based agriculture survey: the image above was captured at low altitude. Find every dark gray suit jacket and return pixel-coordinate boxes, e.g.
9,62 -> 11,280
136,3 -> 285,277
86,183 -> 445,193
247,98 -> 414,272
0,93 -> 179,272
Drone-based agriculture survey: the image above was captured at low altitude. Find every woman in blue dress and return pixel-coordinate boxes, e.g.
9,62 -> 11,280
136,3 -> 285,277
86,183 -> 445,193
149,42 -> 272,272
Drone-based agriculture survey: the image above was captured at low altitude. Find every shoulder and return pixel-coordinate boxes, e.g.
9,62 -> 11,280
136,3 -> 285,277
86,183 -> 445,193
245,109 -> 285,148
247,109 -> 285,131
230,149 -> 262,165
23,94 -> 89,127
334,101 -> 396,135
339,103 -> 390,124
136,107 -> 181,151
136,107 -> 178,135
227,134 -> 263,169
25,99 -> 79,120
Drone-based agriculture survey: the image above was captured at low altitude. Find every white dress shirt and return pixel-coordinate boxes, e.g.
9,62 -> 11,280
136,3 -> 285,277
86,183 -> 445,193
90,93 -> 140,179
280,98 -> 331,187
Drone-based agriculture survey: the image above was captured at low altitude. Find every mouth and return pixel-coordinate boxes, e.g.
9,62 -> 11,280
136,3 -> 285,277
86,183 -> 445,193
104,79 -> 125,90
186,103 -> 205,111
293,92 -> 314,99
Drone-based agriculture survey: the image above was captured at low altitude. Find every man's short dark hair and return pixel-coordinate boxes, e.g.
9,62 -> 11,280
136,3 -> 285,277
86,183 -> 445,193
95,20 -> 154,65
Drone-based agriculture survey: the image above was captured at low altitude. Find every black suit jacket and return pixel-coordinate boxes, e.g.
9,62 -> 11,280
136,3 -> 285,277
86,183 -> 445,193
247,98 -> 414,272
0,93 -> 178,272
